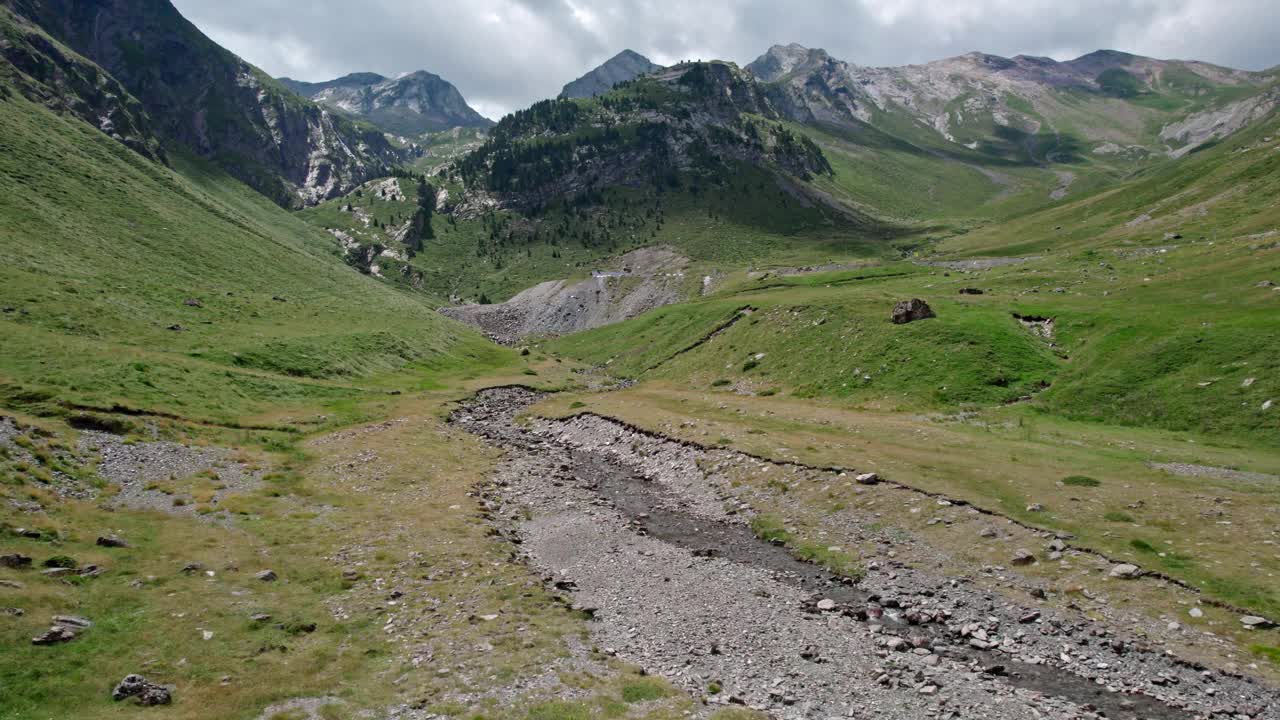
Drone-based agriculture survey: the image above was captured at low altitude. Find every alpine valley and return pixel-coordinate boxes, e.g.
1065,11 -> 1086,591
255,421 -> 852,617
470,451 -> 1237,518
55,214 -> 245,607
1,2 -> 1279,719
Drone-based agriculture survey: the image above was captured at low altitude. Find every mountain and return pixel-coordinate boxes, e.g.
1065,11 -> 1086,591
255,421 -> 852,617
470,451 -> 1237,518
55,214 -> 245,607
748,43 -> 1276,165
280,70 -> 494,136
559,49 -> 662,99
461,61 -> 831,208
0,6 -> 164,163
3,0 -> 400,207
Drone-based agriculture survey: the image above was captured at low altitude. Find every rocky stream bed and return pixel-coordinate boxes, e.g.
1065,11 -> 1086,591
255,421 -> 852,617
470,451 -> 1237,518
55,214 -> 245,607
450,387 -> 1279,720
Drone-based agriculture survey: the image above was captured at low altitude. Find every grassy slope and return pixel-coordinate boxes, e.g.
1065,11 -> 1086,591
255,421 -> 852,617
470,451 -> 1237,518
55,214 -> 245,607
944,111 -> 1280,257
549,107 -> 1280,443
0,89 -> 509,428
302,163 -> 908,303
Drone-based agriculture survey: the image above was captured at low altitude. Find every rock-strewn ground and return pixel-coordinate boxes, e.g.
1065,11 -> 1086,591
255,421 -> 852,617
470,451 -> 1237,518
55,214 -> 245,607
440,247 -> 692,344
453,387 -> 1279,720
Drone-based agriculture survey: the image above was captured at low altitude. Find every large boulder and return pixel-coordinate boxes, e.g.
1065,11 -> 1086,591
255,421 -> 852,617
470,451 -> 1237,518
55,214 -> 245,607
891,299 -> 936,324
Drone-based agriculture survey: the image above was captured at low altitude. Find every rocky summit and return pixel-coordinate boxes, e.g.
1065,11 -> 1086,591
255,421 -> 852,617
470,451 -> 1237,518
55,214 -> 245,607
281,70 -> 494,136
2,1 -> 1280,719
559,49 -> 663,98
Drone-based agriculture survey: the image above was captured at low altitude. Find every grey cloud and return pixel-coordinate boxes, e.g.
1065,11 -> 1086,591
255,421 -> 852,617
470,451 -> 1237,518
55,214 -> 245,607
172,0 -> 1280,120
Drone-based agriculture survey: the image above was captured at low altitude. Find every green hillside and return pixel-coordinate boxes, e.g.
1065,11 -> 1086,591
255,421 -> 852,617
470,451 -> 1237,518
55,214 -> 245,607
0,88 -> 507,428
548,114 -> 1280,443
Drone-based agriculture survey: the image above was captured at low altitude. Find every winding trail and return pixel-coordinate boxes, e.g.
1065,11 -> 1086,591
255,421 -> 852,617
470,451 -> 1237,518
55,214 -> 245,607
452,386 -> 1278,720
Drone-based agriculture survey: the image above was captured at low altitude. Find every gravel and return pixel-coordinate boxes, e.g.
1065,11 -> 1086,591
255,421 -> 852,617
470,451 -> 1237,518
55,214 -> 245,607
452,387 -> 1280,720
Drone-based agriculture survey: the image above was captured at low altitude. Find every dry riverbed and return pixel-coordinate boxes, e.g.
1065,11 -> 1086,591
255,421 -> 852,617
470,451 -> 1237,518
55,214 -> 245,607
452,386 -> 1280,720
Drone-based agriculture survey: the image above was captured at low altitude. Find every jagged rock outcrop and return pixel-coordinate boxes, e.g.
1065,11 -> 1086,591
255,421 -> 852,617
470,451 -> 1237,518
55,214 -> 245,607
0,6 -> 165,162
5,0 -> 400,206
559,49 -> 662,99
280,70 -> 493,136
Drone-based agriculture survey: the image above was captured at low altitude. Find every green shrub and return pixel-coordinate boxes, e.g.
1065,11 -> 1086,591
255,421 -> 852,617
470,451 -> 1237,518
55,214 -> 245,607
1062,475 -> 1101,487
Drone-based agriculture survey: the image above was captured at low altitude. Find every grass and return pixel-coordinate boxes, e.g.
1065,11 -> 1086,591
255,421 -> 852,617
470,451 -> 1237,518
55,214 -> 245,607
1063,475 -> 1101,487
750,514 -> 863,579
0,88 -> 512,429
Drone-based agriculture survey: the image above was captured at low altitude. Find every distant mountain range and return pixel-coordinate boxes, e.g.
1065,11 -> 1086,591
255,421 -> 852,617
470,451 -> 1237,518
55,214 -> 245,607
279,71 -> 494,136
559,49 -> 662,99
747,43 -> 1277,162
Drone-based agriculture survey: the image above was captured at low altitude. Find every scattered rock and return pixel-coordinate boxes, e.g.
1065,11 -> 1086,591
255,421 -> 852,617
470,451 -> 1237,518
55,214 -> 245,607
1109,564 -> 1142,579
958,288 -> 984,295
1188,607 -> 1203,619
1025,503 -> 1044,512
816,598 -> 837,611
0,554 -> 32,569
253,569 -> 278,582
978,527 -> 998,539
183,298 -> 203,307
31,626 -> 79,645
96,535 -> 129,548
166,324 -> 186,332
1011,549 -> 1037,566
1,607 -> 24,617
112,674 -> 172,706
180,562 -> 205,574
854,472 -> 880,485
890,298 -> 936,324
1241,615 -> 1275,629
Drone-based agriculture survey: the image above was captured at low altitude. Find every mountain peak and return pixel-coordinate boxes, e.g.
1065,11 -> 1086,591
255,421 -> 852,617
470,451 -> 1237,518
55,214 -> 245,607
282,70 -> 492,135
559,50 -> 662,99
746,43 -> 831,82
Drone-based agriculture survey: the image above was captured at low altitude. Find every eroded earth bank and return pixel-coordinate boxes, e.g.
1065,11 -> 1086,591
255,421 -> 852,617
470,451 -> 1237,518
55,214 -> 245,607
451,387 -> 1278,720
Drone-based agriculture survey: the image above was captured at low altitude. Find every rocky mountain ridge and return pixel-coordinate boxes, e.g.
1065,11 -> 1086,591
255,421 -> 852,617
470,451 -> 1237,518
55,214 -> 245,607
280,70 -> 493,136
457,61 -> 831,210
4,0 -> 400,207
559,49 -> 662,99
749,42 -> 1276,161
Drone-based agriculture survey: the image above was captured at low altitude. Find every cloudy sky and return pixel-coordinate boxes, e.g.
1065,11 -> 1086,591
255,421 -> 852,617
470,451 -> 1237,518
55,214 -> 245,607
172,0 -> 1280,120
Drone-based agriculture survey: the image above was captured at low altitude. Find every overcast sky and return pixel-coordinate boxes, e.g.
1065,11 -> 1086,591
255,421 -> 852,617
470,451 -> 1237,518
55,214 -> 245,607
172,0 -> 1280,121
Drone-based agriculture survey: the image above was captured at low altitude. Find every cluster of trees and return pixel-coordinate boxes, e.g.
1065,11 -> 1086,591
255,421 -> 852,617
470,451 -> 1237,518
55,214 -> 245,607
403,177 -> 436,254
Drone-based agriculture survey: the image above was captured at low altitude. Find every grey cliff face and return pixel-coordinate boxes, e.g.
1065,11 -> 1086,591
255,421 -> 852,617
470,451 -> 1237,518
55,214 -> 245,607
6,0 -> 400,207
284,70 -> 494,136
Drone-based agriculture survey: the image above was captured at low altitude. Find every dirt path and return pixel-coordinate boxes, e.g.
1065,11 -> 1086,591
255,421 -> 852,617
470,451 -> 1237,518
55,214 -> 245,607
452,387 -> 1278,720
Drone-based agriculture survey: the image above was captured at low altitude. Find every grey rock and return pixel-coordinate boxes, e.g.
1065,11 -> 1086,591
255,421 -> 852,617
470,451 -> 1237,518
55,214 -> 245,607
1011,549 -> 1037,566
0,554 -> 32,569
32,623 -> 82,645
96,535 -> 129,548
254,569 -> 278,582
891,299 -> 936,324
112,674 -> 172,706
1109,563 -> 1142,579
855,472 -> 880,485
